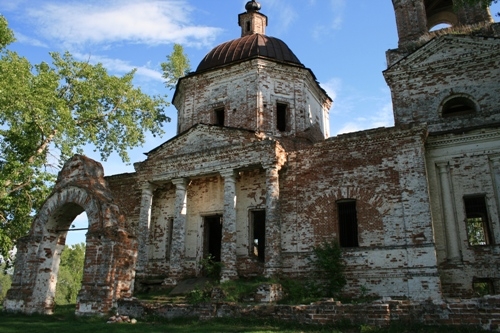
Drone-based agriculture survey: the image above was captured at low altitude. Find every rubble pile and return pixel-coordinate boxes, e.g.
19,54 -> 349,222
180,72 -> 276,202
107,314 -> 137,324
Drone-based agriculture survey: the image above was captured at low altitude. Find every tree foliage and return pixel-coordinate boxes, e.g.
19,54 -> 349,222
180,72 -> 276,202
454,0 -> 499,15
161,43 -> 191,90
312,240 -> 346,297
55,243 -> 85,305
454,0 -> 498,8
0,16 -> 189,257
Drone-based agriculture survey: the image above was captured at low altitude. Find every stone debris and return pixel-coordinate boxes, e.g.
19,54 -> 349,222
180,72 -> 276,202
107,314 -> 137,324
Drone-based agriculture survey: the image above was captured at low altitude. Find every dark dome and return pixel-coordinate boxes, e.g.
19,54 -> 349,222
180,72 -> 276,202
196,34 -> 303,72
245,1 -> 261,12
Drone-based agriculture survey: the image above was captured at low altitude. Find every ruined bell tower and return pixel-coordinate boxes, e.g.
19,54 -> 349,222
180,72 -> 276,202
385,0 -> 500,297
392,0 -> 493,47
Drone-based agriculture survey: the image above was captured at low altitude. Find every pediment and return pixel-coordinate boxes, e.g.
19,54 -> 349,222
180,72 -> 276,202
145,124 -> 263,160
386,35 -> 500,73
134,124 -> 287,182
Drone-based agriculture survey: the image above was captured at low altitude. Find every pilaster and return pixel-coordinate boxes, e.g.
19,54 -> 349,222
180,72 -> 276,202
169,178 -> 188,279
136,182 -> 155,274
436,162 -> 461,261
264,164 -> 281,277
220,170 -> 238,281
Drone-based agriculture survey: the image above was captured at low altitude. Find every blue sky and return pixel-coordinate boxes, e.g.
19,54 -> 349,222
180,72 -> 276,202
2,0 -> 499,244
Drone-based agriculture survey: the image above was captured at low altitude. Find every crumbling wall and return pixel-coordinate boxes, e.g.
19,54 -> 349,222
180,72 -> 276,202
117,296 -> 500,331
279,124 -> 442,300
3,155 -> 137,316
426,127 -> 500,297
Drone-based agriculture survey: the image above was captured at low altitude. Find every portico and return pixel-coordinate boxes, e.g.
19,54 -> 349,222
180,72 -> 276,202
133,124 -> 286,282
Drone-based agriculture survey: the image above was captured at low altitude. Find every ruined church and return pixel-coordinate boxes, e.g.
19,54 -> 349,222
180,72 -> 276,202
5,0 -> 500,316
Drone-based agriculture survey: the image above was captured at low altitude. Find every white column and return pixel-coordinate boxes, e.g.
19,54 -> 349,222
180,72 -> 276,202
220,170 -> 238,282
264,164 -> 281,277
169,178 -> 188,278
136,182 -> 155,274
436,162 -> 461,261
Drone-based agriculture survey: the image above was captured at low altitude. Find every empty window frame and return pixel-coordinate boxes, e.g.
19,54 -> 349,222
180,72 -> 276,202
473,278 -> 495,297
250,210 -> 266,262
276,103 -> 287,132
337,200 -> 359,247
214,108 -> 225,126
464,196 -> 492,246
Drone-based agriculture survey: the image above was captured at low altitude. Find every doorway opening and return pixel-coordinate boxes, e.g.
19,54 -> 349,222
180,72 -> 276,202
204,215 -> 223,262
55,211 -> 87,305
251,210 -> 266,262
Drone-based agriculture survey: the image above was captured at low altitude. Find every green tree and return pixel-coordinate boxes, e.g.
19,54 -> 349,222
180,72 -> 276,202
161,43 -> 191,90
454,0 -> 499,15
55,243 -> 85,305
0,261 -> 12,302
0,16 -> 189,257
455,0 -> 497,8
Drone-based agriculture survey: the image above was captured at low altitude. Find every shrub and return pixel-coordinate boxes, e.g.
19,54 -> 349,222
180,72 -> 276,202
312,240 -> 346,297
0,264 -> 12,302
200,254 -> 223,279
279,278 -> 323,304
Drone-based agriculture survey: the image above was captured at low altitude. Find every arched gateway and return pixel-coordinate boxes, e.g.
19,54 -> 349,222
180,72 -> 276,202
3,155 -> 137,315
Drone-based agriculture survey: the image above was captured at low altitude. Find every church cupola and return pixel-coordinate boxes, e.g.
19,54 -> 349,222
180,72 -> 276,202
173,1 -> 332,142
239,1 -> 268,37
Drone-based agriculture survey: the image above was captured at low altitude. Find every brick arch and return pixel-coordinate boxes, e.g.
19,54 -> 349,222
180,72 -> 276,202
3,155 -> 137,316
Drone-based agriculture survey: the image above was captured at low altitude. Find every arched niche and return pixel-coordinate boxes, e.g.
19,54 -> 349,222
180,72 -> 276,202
440,94 -> 479,117
3,155 -> 137,316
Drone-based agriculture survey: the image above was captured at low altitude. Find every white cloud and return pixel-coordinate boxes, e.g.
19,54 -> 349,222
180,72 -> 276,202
329,84 -> 394,136
310,0 -> 345,40
321,77 -> 341,102
73,53 -> 163,81
13,31 -> 48,48
24,0 -> 222,49
329,0 -> 346,30
336,122 -> 362,135
262,0 -> 298,33
0,0 -> 27,12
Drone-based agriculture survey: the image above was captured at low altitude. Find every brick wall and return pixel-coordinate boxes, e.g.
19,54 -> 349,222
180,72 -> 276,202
117,296 -> 500,331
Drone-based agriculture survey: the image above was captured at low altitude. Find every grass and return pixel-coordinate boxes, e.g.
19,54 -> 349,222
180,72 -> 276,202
0,304 -> 491,333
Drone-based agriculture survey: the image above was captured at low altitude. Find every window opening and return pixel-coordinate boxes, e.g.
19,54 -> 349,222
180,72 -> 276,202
473,278 -> 495,297
214,108 -> 225,126
246,21 -> 251,32
464,196 -> 492,246
442,96 -> 476,117
204,215 -> 223,262
338,200 -> 359,247
277,103 -> 287,132
250,210 -> 266,262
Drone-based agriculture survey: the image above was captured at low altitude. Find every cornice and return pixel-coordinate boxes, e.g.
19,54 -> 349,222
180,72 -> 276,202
142,139 -> 286,183
426,129 -> 500,149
